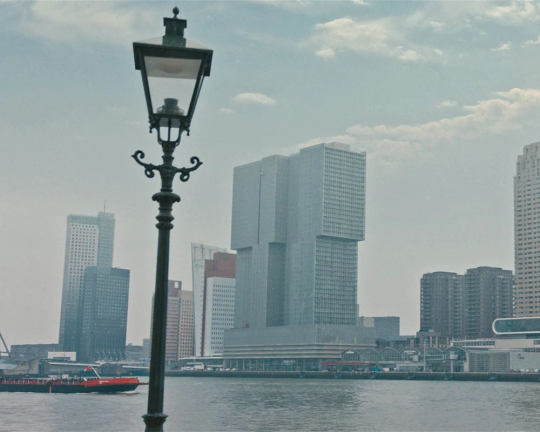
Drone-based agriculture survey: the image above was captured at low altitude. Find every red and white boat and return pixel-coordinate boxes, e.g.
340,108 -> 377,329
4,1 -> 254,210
0,376 -> 141,393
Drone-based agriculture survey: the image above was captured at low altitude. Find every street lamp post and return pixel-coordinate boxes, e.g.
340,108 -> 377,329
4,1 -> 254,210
132,8 -> 213,432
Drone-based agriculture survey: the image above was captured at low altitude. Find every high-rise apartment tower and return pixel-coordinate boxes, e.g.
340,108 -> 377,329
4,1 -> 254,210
420,272 -> 465,339
464,267 -> 513,339
515,143 -> 540,316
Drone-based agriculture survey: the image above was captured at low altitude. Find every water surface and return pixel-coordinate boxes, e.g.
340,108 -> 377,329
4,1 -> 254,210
1,377 -> 539,431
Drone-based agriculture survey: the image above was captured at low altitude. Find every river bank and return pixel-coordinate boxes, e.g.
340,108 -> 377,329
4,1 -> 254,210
166,370 -> 540,382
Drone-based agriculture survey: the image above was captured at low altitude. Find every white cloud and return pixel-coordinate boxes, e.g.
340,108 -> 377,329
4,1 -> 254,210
21,2 -> 155,47
307,1 -> 540,64
491,41 -> 512,52
310,16 -> 444,63
315,48 -> 336,60
481,1 -> 540,25
524,36 -> 540,47
220,108 -> 235,115
295,88 -> 540,174
436,100 -> 458,109
351,0 -> 369,6
234,93 -> 277,106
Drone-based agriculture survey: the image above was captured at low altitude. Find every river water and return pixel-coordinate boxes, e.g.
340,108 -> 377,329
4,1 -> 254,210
1,377 -> 540,431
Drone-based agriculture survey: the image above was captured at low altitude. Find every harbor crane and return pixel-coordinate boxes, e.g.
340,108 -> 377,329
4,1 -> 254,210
0,332 -> 10,358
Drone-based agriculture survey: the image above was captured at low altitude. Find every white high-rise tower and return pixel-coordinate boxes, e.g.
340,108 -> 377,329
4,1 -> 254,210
514,143 -> 540,316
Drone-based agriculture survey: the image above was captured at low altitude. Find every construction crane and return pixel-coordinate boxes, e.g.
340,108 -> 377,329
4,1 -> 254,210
0,332 -> 10,358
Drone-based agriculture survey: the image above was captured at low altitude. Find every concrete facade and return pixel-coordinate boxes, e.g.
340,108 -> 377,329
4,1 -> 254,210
225,143 -> 373,368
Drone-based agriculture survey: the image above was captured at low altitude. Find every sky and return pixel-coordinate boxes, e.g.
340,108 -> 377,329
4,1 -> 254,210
2,0 -> 540,347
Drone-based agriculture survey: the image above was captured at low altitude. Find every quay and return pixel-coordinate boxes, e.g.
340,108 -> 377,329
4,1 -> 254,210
166,370 -> 540,382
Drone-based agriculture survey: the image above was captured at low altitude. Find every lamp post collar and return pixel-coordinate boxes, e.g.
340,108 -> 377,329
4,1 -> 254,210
164,7 -> 186,47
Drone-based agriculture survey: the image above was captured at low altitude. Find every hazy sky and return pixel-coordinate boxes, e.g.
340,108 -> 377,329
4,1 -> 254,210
2,0 -> 540,347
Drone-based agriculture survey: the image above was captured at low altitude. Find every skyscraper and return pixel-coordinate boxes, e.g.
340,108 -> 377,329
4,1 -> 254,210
225,143 -> 374,370
465,267 -> 513,339
78,267 -> 130,362
58,212 -> 115,352
515,142 -> 540,316
191,248 -> 237,357
231,143 -> 365,329
420,272 -> 465,339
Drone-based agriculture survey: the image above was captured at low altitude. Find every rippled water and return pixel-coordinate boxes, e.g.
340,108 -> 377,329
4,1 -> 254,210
2,377 -> 540,431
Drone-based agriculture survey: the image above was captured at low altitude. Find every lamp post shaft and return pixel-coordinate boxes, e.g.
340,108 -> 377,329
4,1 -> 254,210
142,142 -> 181,432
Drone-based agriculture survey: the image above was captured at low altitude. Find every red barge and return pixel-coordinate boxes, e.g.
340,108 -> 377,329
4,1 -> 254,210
0,376 -> 141,393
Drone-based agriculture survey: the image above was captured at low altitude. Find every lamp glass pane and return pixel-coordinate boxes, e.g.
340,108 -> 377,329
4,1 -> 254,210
144,56 -> 202,117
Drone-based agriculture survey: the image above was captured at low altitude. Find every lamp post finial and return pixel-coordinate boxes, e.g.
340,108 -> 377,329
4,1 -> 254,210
173,6 -> 179,18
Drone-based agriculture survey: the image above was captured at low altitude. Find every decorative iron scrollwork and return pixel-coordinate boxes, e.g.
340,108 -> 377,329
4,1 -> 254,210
177,156 -> 202,182
132,150 -> 159,178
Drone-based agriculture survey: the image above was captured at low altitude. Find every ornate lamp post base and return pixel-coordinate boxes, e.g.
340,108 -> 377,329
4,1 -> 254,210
143,413 -> 168,432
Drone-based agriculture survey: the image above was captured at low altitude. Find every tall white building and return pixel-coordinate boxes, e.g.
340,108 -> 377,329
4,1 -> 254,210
515,143 -> 540,316
58,212 -> 115,352
204,277 -> 236,356
191,243 -> 227,356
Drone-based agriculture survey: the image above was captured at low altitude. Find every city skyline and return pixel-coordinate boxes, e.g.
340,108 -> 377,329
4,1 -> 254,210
4,1 -> 540,346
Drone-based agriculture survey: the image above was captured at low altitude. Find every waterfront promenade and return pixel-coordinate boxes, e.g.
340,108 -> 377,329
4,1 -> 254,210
166,370 -> 540,382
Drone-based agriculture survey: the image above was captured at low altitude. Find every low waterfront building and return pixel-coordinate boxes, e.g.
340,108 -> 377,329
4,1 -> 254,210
224,324 -> 375,371
142,338 -> 150,359
359,316 -> 401,341
453,317 -> 540,372
125,343 -> 144,361
10,344 -> 59,360
466,351 -> 540,373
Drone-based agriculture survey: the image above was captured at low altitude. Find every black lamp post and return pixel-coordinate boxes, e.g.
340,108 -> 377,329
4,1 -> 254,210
132,7 -> 213,432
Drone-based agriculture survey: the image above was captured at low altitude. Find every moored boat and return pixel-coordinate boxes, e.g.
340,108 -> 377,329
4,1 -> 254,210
0,376 -> 141,393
